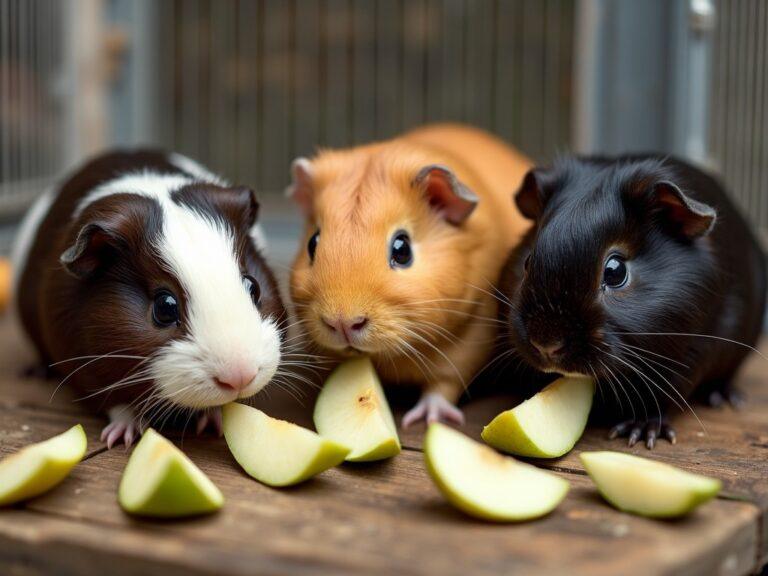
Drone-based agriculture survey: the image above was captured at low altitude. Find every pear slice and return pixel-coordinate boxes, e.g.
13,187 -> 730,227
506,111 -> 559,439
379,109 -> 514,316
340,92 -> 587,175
222,403 -> 349,487
482,376 -> 595,458
0,424 -> 87,506
118,429 -> 223,517
581,451 -> 721,518
313,357 -> 401,462
424,423 -> 569,522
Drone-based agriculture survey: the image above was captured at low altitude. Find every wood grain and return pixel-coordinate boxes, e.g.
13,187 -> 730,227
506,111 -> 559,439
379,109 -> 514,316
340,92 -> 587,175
0,315 -> 766,575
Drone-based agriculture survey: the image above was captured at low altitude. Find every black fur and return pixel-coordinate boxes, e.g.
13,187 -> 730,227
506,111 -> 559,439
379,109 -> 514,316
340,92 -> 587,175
499,154 -> 766,431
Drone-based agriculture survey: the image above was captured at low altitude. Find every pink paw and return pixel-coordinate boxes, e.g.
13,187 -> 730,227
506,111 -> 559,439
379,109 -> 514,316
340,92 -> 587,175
402,392 -> 465,428
195,407 -> 223,437
101,406 -> 142,449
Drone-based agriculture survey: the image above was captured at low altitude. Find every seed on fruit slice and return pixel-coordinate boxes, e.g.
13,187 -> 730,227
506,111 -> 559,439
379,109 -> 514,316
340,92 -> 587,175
314,357 -> 400,462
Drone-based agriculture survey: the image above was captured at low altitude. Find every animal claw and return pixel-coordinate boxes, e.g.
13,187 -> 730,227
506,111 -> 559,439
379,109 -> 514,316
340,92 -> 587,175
402,392 -> 464,428
101,405 -> 141,449
608,417 -> 676,450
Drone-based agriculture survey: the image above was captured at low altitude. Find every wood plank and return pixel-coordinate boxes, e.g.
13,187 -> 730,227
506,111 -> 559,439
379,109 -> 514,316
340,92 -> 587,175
13,433 -> 762,576
1,308 -> 766,573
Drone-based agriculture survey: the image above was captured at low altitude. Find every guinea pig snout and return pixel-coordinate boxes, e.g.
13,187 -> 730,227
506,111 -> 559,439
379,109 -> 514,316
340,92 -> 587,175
530,339 -> 566,363
321,314 -> 370,346
213,366 -> 258,392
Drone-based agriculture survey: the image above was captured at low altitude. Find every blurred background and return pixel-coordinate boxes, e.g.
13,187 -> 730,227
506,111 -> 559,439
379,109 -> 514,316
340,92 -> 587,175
0,0 -> 765,261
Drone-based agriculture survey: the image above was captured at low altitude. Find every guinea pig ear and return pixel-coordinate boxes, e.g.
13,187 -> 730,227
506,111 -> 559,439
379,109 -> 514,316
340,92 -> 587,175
60,222 -> 122,279
413,164 -> 478,225
217,186 -> 261,229
514,169 -> 551,220
286,157 -> 315,219
653,181 -> 716,238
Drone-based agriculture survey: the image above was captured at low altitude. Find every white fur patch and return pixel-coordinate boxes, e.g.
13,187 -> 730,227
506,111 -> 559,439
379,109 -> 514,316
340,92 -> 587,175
168,152 -> 229,186
150,196 -> 281,408
77,170 -> 281,409
11,185 -> 56,295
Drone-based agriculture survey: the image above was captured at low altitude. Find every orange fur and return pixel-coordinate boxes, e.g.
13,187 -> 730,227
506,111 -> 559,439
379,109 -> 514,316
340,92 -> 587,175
290,123 -> 532,403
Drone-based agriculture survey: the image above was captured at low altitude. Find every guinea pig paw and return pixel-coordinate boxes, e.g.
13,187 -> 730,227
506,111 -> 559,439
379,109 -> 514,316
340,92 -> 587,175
402,392 -> 465,428
608,418 -> 676,450
102,405 -> 142,449
195,407 -> 224,437
101,420 -> 140,450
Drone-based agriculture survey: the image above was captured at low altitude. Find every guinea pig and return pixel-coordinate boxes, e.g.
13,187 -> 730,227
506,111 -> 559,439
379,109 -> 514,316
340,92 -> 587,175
287,123 -> 532,425
12,151 -> 287,447
499,154 -> 766,448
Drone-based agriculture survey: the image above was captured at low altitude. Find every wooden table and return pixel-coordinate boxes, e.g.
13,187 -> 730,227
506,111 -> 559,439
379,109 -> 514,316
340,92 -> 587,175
0,315 -> 766,576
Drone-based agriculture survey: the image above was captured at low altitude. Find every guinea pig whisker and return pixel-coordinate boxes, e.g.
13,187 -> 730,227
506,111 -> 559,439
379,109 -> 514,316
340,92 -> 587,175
616,346 -> 705,433
413,306 -> 505,325
473,277 -> 515,308
605,332 -> 768,364
615,344 -> 691,383
599,357 -> 639,421
49,348 -> 146,402
270,380 -> 307,406
601,350 -> 683,425
49,353 -> 146,367
594,357 -> 625,415
466,282 -> 513,308
612,342 -> 690,370
403,316 -> 461,345
401,325 -> 466,390
609,358 -> 649,421
472,347 -> 520,381
272,369 -> 321,391
392,337 -> 436,382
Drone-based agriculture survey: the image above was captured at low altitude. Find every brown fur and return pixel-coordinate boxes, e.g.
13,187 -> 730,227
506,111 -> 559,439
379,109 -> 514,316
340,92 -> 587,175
16,151 -> 286,413
290,123 -> 532,402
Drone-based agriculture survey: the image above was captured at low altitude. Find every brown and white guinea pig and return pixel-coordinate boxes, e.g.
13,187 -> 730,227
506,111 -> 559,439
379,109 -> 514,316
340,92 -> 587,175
499,154 -> 766,448
11,151 -> 287,447
287,123 -> 532,426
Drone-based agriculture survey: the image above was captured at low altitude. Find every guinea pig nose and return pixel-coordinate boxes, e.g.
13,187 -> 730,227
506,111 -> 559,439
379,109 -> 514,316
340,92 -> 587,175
530,339 -> 566,360
322,315 -> 369,336
347,316 -> 369,332
215,368 -> 258,392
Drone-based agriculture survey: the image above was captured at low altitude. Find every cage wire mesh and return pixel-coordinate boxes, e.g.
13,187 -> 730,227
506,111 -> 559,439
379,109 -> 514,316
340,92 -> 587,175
710,0 -> 768,233
147,0 -> 575,192
0,0 -> 766,240
0,0 -> 66,218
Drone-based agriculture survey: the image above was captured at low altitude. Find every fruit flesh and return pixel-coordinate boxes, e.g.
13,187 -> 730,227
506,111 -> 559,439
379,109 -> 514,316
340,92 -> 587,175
424,423 -> 569,522
580,451 -> 721,518
223,403 -> 349,487
482,377 -> 594,458
118,428 -> 223,517
314,357 -> 401,461
0,424 -> 87,506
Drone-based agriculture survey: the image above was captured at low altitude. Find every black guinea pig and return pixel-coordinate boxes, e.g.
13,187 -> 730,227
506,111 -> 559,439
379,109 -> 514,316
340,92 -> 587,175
499,154 -> 766,449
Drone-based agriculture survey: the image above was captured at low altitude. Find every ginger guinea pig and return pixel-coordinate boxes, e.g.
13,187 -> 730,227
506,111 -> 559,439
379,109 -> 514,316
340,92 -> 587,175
288,123 -> 531,425
500,155 -> 766,448
12,151 -> 287,447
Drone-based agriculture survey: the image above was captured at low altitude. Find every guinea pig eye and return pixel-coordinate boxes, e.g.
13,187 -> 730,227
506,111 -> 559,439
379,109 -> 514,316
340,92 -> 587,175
389,231 -> 413,269
242,274 -> 261,306
307,230 -> 320,262
603,255 -> 629,289
152,291 -> 180,328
